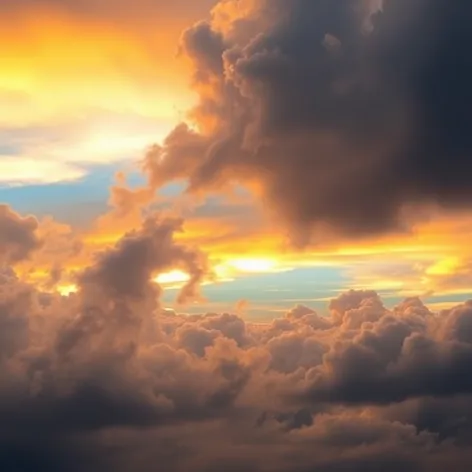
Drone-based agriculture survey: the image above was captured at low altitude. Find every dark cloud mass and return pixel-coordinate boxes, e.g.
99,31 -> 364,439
145,0 -> 472,242
1,244 -> 472,471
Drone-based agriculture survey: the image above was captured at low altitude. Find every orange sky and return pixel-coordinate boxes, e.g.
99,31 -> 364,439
3,0 -> 472,314
0,3 -> 207,120
0,1 -> 217,182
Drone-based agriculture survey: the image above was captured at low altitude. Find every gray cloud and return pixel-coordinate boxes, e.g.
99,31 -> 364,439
145,0 -> 472,243
0,205 -> 40,265
78,215 -> 207,303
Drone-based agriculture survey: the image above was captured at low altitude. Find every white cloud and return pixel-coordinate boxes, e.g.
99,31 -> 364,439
0,156 -> 85,186
0,111 -> 174,185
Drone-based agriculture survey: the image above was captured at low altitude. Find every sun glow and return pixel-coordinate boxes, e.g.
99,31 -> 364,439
55,271 -> 194,296
425,257 -> 461,276
154,270 -> 191,285
57,284 -> 78,296
228,258 -> 277,273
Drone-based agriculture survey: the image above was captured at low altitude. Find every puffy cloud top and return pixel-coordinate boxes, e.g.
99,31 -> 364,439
1,257 -> 472,471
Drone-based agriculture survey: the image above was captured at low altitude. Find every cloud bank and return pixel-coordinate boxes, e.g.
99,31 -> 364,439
2,231 -> 472,471
145,0 -> 472,243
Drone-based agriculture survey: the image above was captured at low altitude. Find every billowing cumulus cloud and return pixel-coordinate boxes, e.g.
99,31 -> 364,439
145,0 -> 472,243
0,205 -> 41,265
1,221 -> 472,472
78,215 -> 207,303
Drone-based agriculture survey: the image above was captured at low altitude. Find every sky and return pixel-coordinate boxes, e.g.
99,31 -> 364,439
3,0 -> 472,319
3,0 -> 472,471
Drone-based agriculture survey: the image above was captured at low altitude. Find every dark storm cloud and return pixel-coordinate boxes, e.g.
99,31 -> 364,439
145,0 -> 472,242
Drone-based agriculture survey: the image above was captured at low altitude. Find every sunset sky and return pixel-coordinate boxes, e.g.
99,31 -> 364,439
3,1 -> 472,471
2,0 -> 472,319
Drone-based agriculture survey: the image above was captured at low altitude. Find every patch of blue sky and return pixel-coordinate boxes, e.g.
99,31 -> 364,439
162,266 -> 350,320
425,291 -> 472,307
0,163 -> 122,223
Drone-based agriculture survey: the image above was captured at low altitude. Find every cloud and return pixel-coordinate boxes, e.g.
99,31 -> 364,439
0,111 -> 173,186
0,157 -> 85,186
144,0 -> 472,243
4,1 -> 472,471
1,215 -> 472,472
0,205 -> 41,264
78,215 -> 207,302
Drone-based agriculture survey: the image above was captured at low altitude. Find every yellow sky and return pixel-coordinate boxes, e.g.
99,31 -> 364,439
0,1 -> 217,183
4,0 -> 472,311
0,10 -> 190,123
14,194 -> 472,308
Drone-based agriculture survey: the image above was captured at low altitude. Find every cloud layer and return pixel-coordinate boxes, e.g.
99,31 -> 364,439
145,0 -> 472,243
2,209 -> 472,471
